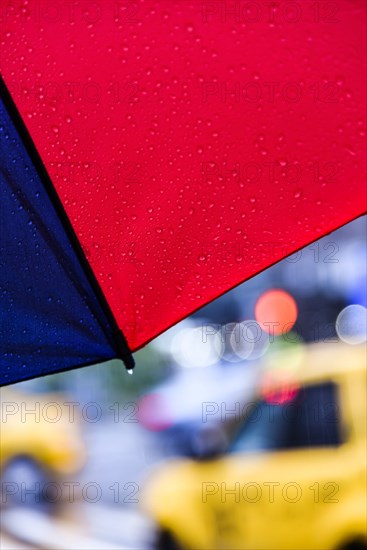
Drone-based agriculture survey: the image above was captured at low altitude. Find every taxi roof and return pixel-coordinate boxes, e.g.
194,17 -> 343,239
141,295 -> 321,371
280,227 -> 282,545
260,342 -> 366,388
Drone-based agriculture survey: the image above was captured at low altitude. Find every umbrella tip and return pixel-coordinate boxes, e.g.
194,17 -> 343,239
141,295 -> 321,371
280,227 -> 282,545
114,329 -> 135,373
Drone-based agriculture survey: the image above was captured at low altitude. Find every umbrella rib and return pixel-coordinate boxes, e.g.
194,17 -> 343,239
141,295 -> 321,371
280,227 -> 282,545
0,74 -> 135,371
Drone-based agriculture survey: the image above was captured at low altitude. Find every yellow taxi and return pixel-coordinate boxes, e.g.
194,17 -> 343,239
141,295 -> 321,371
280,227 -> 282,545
0,389 -> 85,506
142,343 -> 367,550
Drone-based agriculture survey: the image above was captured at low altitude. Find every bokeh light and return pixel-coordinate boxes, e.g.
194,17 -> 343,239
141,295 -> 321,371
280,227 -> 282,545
261,370 -> 300,405
261,337 -> 305,403
229,321 -> 270,361
336,304 -> 367,344
138,393 -> 173,431
170,326 -> 224,368
223,322 -> 254,362
255,289 -> 298,336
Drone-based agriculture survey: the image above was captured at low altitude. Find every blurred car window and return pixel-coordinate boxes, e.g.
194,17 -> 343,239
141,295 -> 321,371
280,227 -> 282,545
229,382 -> 343,453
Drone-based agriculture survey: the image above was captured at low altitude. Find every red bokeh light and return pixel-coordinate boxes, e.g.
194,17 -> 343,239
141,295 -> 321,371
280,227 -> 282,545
255,289 -> 298,336
261,371 -> 300,405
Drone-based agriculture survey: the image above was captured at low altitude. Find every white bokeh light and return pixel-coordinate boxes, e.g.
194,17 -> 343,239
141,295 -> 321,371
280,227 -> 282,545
170,326 -> 224,368
229,320 -> 270,361
336,304 -> 367,345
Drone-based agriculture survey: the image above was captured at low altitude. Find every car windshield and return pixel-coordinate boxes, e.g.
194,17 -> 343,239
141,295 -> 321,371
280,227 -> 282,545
228,381 -> 343,453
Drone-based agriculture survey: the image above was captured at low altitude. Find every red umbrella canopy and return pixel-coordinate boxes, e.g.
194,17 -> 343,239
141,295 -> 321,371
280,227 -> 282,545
0,1 -> 366,361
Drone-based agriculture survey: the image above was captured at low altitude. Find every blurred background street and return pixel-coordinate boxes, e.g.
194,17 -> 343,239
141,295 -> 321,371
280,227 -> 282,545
1,216 -> 366,550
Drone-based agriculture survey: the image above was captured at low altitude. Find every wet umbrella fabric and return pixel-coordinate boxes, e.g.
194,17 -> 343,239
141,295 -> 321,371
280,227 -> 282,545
0,1 -> 366,385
